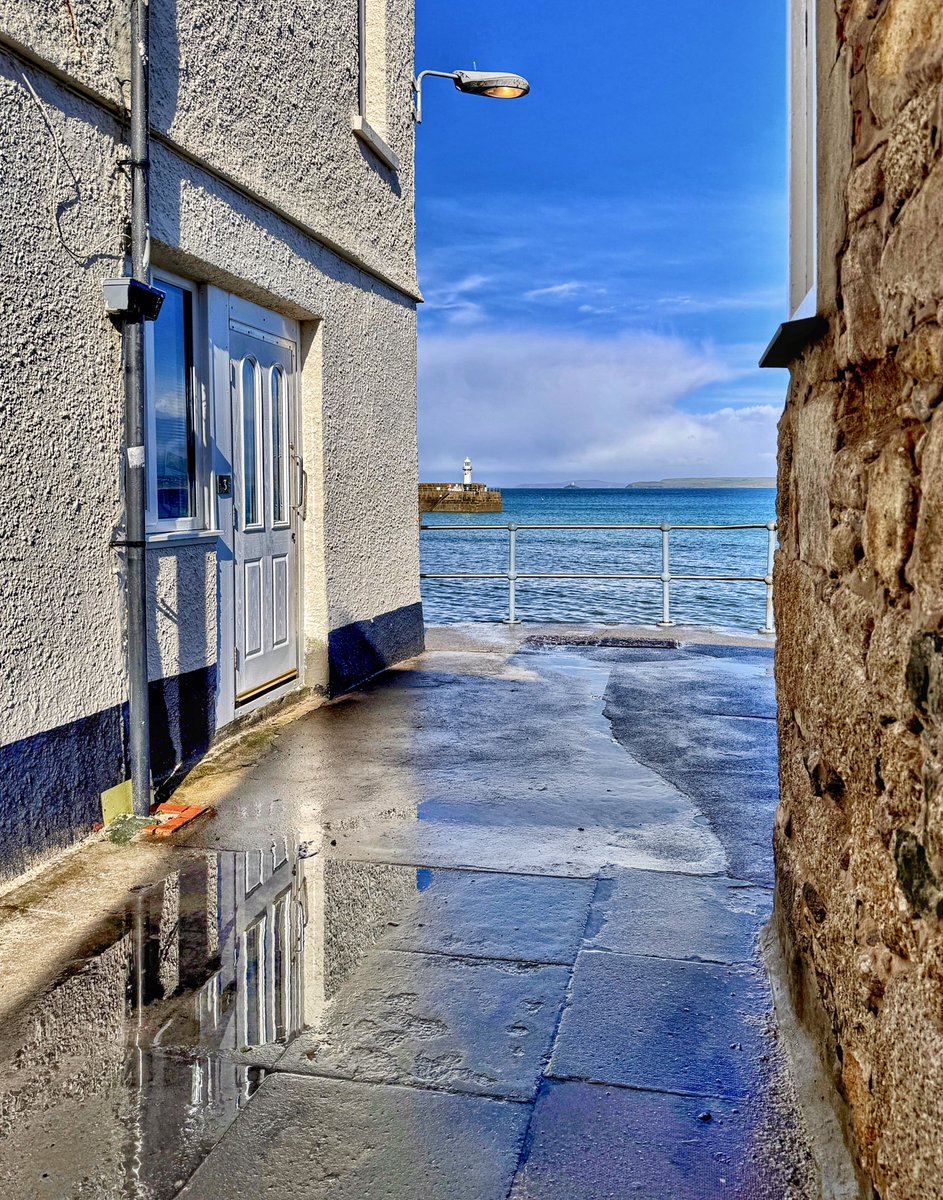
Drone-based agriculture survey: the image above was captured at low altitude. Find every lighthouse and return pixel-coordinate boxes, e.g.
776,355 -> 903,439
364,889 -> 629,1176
463,456 -> 473,487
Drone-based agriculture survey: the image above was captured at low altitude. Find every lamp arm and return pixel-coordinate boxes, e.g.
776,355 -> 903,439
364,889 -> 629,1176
413,69 -> 458,123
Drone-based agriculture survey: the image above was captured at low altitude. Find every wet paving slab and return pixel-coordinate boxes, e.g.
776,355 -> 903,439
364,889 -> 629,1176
177,1074 -> 530,1200
549,951 -> 772,1099
512,1081 -> 804,1200
276,948 -> 570,1099
586,869 -> 773,963
0,637 -> 817,1198
383,868 -> 596,964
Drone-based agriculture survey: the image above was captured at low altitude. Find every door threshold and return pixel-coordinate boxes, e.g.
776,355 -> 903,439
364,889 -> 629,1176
235,669 -> 299,707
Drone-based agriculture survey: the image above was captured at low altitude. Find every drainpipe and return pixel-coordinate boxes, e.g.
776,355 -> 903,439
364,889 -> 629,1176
124,0 -> 153,818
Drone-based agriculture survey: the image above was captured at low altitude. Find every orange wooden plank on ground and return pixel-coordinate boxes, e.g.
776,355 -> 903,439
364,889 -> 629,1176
144,802 -> 213,838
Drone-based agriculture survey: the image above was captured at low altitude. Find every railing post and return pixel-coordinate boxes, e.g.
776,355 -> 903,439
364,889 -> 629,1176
759,521 -> 776,635
657,523 -> 675,627
505,523 -> 520,625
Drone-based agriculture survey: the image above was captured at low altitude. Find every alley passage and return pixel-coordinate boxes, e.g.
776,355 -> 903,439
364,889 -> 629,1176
0,633 -> 814,1198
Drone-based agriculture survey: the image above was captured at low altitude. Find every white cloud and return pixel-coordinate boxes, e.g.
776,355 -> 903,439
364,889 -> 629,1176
423,273 -> 492,327
419,329 -> 782,484
524,281 -> 587,301
577,303 -> 617,316
651,288 -> 785,315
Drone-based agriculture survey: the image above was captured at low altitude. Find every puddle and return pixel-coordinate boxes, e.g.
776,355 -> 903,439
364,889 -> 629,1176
0,844 -> 419,1199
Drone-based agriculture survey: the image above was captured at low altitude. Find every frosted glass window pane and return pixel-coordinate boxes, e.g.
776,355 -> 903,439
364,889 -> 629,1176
242,359 -> 259,526
272,367 -> 287,523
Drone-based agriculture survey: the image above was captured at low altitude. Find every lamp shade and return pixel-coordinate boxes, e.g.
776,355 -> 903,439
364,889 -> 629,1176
452,70 -> 530,100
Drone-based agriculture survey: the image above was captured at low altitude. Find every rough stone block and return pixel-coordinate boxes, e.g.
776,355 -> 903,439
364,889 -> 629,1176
908,410 -> 943,620
863,433 -> 917,591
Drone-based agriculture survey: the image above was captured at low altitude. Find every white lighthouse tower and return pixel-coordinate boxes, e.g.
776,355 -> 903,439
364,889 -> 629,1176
463,456 -> 473,487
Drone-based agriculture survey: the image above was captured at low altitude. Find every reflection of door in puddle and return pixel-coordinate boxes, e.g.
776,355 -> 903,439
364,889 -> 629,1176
230,326 -> 300,706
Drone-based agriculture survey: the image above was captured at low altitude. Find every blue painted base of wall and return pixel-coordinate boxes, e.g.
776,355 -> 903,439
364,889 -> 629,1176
0,664 -> 216,885
0,603 -> 424,884
328,602 -> 425,696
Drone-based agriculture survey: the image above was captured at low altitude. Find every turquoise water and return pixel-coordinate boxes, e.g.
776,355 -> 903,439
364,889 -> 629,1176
420,488 -> 778,631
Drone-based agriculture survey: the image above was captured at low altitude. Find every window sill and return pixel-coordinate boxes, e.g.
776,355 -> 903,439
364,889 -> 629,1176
759,316 -> 828,369
146,529 -> 221,548
351,115 -> 400,172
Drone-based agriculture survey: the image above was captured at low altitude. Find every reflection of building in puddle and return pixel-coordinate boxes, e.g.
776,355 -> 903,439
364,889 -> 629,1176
0,843 -> 417,1199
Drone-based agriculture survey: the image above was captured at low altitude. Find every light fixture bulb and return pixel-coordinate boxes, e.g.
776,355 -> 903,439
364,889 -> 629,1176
482,85 -> 527,99
452,70 -> 531,101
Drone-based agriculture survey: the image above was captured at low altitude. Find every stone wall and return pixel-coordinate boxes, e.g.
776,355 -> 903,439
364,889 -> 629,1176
775,3 -> 943,1197
419,483 -> 504,514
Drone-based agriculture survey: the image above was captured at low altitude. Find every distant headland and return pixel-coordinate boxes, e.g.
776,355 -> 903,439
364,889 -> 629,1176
506,476 -> 777,490
625,476 -> 776,489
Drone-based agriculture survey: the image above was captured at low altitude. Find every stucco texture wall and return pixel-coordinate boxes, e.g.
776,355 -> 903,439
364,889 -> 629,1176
1,0 -> 417,296
0,54 -> 127,748
775,3 -> 943,1197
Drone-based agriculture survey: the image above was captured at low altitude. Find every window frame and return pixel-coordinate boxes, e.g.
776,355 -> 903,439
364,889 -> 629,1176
789,0 -> 818,318
352,0 -> 400,171
144,269 -> 209,533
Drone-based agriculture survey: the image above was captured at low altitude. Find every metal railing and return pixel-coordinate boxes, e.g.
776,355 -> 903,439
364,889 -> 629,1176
420,521 -> 777,634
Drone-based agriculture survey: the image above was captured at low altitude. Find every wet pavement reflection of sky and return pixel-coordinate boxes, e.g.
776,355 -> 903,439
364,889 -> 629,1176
0,640 -> 815,1199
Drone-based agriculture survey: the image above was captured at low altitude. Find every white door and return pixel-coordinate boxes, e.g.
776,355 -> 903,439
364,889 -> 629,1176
230,324 -> 301,705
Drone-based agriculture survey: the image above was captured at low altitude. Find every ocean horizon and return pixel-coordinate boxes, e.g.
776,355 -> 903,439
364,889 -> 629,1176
420,486 -> 777,631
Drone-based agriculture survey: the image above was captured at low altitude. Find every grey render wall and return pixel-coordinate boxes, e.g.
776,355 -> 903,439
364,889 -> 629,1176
2,0 -> 418,294
0,0 -> 422,882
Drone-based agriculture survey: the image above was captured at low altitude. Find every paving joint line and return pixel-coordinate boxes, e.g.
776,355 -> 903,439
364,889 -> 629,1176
584,945 -> 761,967
574,946 -> 761,971
387,944 -> 577,968
543,1070 -> 733,1103
266,1063 -> 535,1106
331,855 -> 600,883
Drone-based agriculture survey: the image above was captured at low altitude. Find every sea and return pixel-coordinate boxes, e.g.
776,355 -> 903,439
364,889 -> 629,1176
420,487 -> 778,633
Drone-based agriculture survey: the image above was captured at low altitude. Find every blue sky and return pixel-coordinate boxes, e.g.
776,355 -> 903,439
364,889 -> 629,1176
414,0 -> 790,485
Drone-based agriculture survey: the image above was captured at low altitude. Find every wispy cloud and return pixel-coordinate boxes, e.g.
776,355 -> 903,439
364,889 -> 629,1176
651,288 -> 785,315
524,281 -> 587,301
422,273 -> 492,327
577,303 -> 617,316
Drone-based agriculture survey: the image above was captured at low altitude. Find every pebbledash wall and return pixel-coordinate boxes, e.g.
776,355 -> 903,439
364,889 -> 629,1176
0,2 -> 424,884
773,1 -> 943,1196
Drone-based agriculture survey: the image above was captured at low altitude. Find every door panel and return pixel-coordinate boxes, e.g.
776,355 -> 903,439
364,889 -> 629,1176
272,555 -> 290,647
230,325 -> 299,704
244,559 -> 263,657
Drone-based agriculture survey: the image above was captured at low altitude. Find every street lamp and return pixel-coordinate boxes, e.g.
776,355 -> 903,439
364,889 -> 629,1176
414,69 -> 531,123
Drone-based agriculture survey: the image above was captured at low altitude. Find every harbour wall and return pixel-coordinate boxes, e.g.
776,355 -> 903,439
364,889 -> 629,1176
419,484 -> 503,514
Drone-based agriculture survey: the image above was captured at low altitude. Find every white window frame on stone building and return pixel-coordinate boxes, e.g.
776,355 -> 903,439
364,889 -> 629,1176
352,0 -> 400,171
790,0 -> 818,318
144,270 -> 210,533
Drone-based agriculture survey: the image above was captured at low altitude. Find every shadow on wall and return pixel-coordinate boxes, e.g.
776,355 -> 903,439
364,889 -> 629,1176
147,545 -> 217,786
327,602 -> 425,695
0,544 -> 218,884
0,709 -> 126,885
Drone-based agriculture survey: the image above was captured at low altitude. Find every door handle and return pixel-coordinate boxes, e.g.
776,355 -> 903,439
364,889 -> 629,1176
292,451 -> 308,520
